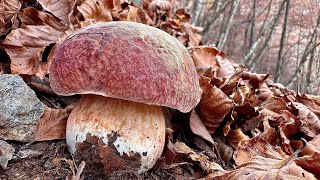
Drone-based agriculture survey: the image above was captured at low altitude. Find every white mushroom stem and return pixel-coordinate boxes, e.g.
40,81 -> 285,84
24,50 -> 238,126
66,94 -> 166,173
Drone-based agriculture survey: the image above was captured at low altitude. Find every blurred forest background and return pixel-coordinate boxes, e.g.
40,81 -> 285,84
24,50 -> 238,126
135,0 -> 320,94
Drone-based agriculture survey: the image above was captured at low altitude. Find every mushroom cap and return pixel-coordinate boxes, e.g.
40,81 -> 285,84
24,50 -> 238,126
49,21 -> 201,112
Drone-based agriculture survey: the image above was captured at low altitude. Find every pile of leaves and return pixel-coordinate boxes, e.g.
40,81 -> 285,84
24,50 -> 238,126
1,0 -> 320,179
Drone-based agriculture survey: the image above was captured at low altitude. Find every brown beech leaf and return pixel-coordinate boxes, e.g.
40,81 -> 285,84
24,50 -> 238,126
174,142 -> 226,175
183,22 -> 202,47
260,96 -> 288,113
226,128 -> 250,148
241,71 -> 269,90
279,117 -> 301,154
220,71 -> 243,96
209,155 -> 316,179
258,82 -> 273,100
198,75 -> 234,134
191,46 -> 219,75
175,8 -> 190,22
297,94 -> 320,118
77,0 -> 114,23
38,0 -> 76,25
148,0 -> 171,12
291,102 -> 320,138
234,136 -> 287,166
0,0 -> 21,31
216,56 -> 235,78
190,110 -> 214,144
295,152 -> 320,179
292,135 -> 320,156
3,7 -> 72,78
34,106 -> 73,141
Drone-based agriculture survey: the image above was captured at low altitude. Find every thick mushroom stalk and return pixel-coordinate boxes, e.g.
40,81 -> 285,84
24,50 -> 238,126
67,95 -> 165,173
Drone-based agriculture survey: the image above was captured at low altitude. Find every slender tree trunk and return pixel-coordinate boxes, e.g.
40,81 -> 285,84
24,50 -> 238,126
240,0 -> 286,64
217,0 -> 240,50
286,14 -> 320,87
274,0 -> 291,82
250,0 -> 257,47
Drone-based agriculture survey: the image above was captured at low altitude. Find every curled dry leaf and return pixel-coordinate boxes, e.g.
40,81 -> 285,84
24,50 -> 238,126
260,96 -> 288,113
297,94 -> 320,118
241,71 -> 269,90
3,7 -> 73,78
191,46 -> 219,75
38,0 -> 76,25
295,152 -> 320,179
226,128 -> 250,148
174,9 -> 190,22
291,102 -> 320,138
292,134 -> 320,156
209,155 -> 316,180
183,22 -> 202,47
216,56 -> 235,78
279,117 -> 301,154
34,106 -> 73,141
198,75 -> 234,134
0,0 -> 21,30
78,0 -> 113,24
190,110 -> 214,144
174,142 -> 226,175
234,136 -> 287,166
148,0 -> 171,12
258,82 -> 273,100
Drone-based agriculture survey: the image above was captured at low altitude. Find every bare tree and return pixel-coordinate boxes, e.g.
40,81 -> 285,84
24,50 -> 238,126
274,0 -> 291,82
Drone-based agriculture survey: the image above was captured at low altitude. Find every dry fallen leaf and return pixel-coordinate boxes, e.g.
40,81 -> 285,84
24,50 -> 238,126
77,0 -> 113,24
3,7 -> 73,78
226,128 -> 250,148
174,142 -> 226,175
191,46 -> 219,75
198,75 -> 234,134
0,0 -> 21,34
293,135 -> 320,156
38,0 -> 76,25
234,136 -> 287,166
297,94 -> 320,118
291,102 -> 320,138
295,152 -> 320,179
34,106 -> 73,141
190,110 -> 214,144
216,56 -> 235,78
208,155 -> 316,179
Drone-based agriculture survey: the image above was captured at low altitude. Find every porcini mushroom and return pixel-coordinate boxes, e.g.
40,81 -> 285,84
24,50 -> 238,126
49,21 -> 201,174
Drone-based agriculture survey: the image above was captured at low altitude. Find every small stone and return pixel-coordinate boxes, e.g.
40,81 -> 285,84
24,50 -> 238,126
0,140 -> 15,169
0,74 -> 45,142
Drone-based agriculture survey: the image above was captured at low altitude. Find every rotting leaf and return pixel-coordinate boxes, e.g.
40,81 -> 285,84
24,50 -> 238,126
291,102 -> 320,138
190,110 -> 214,144
198,75 -> 234,134
38,0 -> 76,25
34,106 -> 73,141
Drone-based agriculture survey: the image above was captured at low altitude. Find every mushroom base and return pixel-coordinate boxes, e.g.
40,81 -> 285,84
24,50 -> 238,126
66,95 -> 166,174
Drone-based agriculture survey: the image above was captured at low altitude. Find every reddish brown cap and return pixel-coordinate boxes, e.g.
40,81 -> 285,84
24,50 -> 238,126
49,21 -> 201,112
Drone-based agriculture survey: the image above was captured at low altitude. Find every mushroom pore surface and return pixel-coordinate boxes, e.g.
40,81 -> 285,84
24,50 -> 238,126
49,21 -> 201,113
